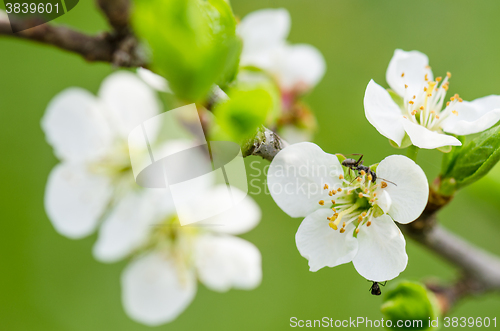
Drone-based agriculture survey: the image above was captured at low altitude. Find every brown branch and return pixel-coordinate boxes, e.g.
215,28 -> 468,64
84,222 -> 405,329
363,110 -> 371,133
96,0 -> 131,35
0,10 -> 146,67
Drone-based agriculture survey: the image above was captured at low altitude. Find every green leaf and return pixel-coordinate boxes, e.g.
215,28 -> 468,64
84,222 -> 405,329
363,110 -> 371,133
441,125 -> 500,189
381,281 -> 440,331
213,79 -> 278,143
132,0 -> 242,102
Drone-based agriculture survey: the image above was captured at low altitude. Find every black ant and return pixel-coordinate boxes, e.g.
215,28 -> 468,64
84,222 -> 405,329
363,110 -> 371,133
369,281 -> 387,296
341,155 -> 396,186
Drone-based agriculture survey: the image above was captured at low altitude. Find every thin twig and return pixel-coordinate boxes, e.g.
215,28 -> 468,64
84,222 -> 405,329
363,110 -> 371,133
0,10 -> 146,67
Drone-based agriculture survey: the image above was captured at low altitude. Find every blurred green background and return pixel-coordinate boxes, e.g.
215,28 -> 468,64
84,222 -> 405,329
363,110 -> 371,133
1,0 -> 500,329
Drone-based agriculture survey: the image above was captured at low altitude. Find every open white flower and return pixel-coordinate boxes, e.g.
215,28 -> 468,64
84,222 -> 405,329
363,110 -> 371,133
43,72 -> 262,325
237,8 -> 326,94
97,185 -> 262,326
42,71 -> 161,239
364,49 -> 500,149
267,142 -> 428,281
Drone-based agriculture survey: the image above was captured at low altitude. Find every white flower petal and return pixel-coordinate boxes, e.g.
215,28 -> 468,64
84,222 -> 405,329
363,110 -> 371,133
195,187 -> 261,235
376,190 -> 392,214
195,234 -> 262,292
364,80 -> 406,145
353,215 -> 407,282
42,88 -> 113,162
277,44 -> 326,91
44,163 -> 112,239
442,96 -> 500,135
296,209 -> 358,272
137,68 -> 172,93
238,8 -> 290,56
376,155 -> 429,224
267,142 -> 343,217
99,71 -> 161,140
386,49 -> 433,98
93,190 -> 174,263
402,119 -> 462,149
121,252 -> 196,326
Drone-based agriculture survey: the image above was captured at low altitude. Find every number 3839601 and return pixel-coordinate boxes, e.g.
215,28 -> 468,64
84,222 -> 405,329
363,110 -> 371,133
5,2 -> 60,14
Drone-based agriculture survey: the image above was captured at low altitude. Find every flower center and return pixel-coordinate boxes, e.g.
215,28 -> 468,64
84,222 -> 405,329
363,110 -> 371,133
318,170 -> 388,235
401,71 -> 462,131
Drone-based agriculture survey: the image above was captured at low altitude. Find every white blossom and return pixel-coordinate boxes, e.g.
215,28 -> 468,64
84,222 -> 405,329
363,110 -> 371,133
364,49 -> 500,149
42,71 -> 161,238
42,72 -> 262,326
267,142 -> 428,281
238,8 -> 326,94
112,185 -> 262,326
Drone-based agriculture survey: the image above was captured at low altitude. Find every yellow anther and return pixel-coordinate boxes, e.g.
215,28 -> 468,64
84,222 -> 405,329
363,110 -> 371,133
446,101 -> 450,106
452,110 -> 458,116
339,228 -> 346,233
413,95 -> 416,99
424,87 -> 428,91
458,98 -> 463,102
367,174 -> 373,181
401,72 -> 405,77
331,200 -> 336,205
420,106 -> 424,110
381,182 -> 388,188
411,110 -> 417,116
450,97 -> 455,101
332,208 -> 336,212
319,200 -> 325,206
324,184 -> 329,190
358,215 -> 363,221
355,228 -> 360,234
373,192 -> 377,197
342,221 -> 346,228
447,72 -> 451,78
435,115 -> 440,119
337,188 -> 342,192
328,191 -> 333,196
430,110 -> 435,114
428,94 -> 432,97
425,74 -> 428,81
331,190 -> 336,195
409,100 -> 414,105
327,217 -> 331,220
360,170 -> 366,176
403,116 -> 407,119
356,177 -> 362,182
347,190 -> 352,195
329,222 -> 338,230
436,77 -> 442,82
358,192 -> 364,198
362,212 -> 367,217
339,174 -> 344,180
367,221 -> 372,227
370,199 -> 375,203
405,84 -> 408,88
425,65 -> 431,69
364,188 -> 368,193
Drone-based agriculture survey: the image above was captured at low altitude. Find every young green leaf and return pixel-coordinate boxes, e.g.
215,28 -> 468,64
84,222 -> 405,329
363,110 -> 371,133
381,281 -> 440,331
441,125 -> 500,190
132,0 -> 242,102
